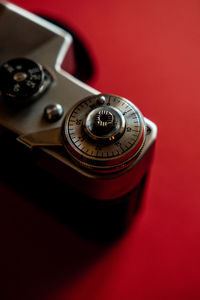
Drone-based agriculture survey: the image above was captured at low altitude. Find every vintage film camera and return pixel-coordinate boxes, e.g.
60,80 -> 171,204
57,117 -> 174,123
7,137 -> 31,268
0,2 -> 157,238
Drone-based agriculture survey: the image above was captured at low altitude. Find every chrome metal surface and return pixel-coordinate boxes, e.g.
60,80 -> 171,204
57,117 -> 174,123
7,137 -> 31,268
63,94 -> 146,171
83,105 -> 125,143
17,127 -> 62,148
44,103 -> 64,122
0,2 -> 157,199
96,95 -> 106,105
0,2 -> 97,135
94,109 -> 114,130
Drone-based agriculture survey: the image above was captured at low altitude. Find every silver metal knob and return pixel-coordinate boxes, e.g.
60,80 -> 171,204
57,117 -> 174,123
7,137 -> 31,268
83,105 -> 125,143
44,103 -> 64,122
63,94 -> 146,172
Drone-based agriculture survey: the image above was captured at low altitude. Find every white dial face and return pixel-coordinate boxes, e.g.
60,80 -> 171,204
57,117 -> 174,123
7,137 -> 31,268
63,94 -> 145,171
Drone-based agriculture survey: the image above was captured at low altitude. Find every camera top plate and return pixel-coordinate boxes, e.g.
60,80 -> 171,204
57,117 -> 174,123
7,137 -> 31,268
0,2 -> 157,200
0,2 -> 97,135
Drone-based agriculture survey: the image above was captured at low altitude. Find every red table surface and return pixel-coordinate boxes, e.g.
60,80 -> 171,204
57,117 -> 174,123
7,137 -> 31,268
1,0 -> 200,299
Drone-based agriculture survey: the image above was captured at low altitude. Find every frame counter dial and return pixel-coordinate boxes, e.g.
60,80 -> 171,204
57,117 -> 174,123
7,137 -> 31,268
0,57 -> 52,103
63,94 -> 146,172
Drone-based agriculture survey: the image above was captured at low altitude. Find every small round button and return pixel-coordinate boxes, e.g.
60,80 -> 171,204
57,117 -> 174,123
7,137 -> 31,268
0,57 -> 44,102
96,95 -> 106,105
13,72 -> 27,82
44,104 -> 64,122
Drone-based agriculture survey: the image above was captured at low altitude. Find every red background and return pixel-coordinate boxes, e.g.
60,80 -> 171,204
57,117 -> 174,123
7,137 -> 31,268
1,0 -> 200,299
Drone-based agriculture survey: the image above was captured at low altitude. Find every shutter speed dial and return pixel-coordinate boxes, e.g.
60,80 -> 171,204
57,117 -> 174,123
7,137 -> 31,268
63,94 -> 146,172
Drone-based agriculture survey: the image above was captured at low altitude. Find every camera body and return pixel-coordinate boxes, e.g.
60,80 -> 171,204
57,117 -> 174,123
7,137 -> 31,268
0,2 -> 157,201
